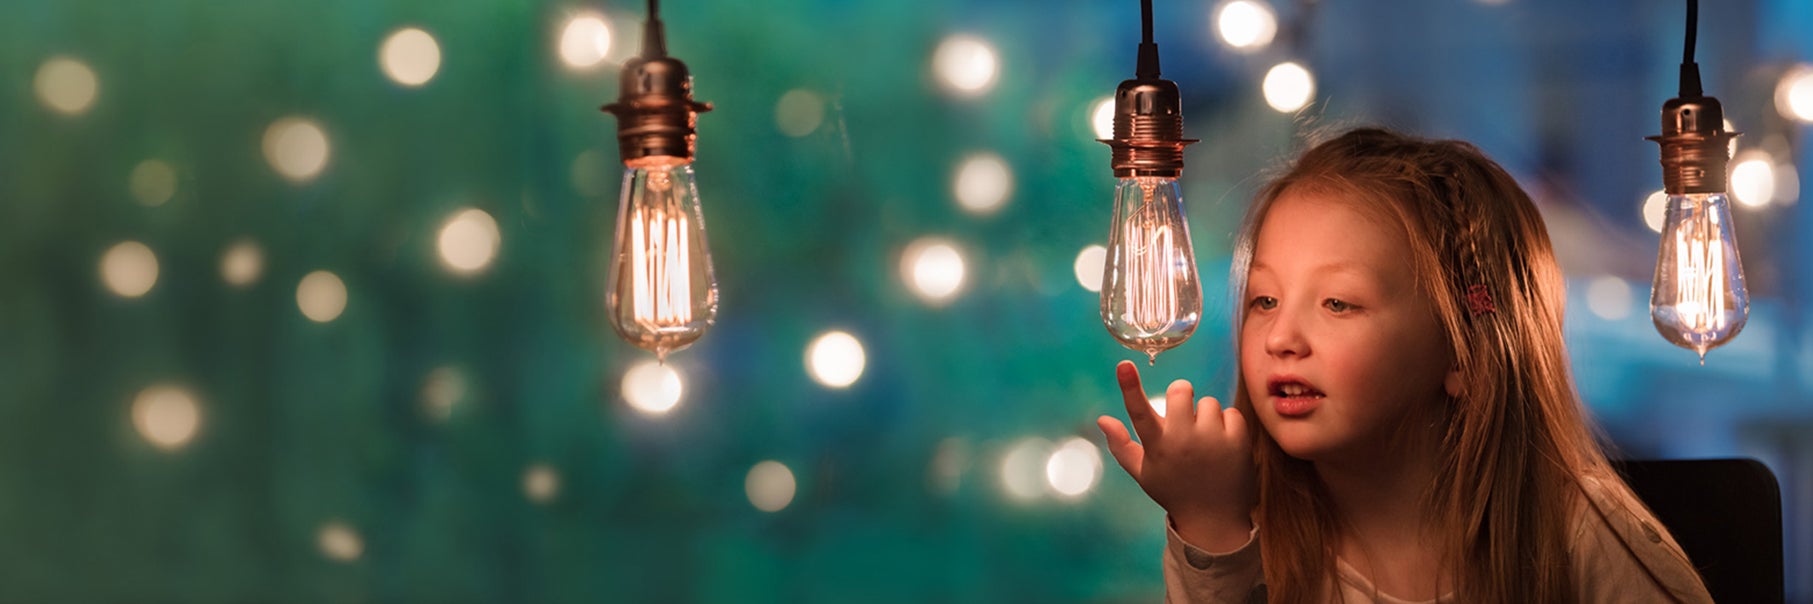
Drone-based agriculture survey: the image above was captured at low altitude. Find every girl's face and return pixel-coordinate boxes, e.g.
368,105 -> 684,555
1240,190 -> 1455,463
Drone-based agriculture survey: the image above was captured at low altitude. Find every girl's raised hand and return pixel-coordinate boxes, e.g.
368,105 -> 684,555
1097,360 -> 1257,552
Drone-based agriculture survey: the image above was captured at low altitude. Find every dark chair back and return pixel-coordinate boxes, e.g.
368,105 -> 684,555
1612,458 -> 1784,604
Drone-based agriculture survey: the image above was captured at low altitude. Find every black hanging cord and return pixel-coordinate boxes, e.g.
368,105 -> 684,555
644,0 -> 668,57
1679,0 -> 1702,97
1684,0 -> 1696,65
1136,0 -> 1161,78
1141,0 -> 1153,43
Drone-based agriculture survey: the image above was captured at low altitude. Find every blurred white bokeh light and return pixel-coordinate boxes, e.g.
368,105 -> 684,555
746,460 -> 797,512
263,117 -> 331,183
953,153 -> 1012,215
901,238 -> 966,304
1731,151 -> 1776,208
132,386 -> 201,451
35,56 -> 98,115
220,240 -> 265,288
622,360 -> 683,415
1045,437 -> 1103,498
130,160 -> 177,207
1073,245 -> 1107,292
1215,1 -> 1277,53
1775,64 -> 1813,124
774,89 -> 826,137
1263,62 -> 1315,113
297,271 -> 348,323
559,14 -> 613,69
437,208 -> 501,275
1090,96 -> 1115,140
380,27 -> 442,87
1585,277 -> 1633,321
101,241 -> 158,298
932,35 -> 999,96
806,331 -> 866,389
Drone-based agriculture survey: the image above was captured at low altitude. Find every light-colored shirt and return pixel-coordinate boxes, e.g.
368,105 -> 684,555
1161,475 -> 1716,603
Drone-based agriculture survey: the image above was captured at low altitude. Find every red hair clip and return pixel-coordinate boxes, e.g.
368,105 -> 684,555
1465,284 -> 1496,316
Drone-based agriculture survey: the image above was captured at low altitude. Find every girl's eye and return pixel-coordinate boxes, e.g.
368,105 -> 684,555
1324,299 -> 1354,313
1250,296 -> 1278,310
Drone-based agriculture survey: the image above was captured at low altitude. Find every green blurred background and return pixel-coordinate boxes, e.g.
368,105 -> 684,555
3,0 -> 1811,601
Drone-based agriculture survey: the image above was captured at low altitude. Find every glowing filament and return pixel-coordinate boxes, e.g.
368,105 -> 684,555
1100,176 -> 1202,364
1122,218 -> 1178,334
1671,218 -> 1726,333
629,207 -> 692,328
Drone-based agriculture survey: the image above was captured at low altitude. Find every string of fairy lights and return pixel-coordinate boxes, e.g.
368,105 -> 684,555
24,0 -> 1813,567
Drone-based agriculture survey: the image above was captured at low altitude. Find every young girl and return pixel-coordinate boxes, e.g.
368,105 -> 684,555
1097,128 -> 1715,603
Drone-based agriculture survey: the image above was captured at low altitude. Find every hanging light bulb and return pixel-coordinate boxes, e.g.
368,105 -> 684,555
1099,0 -> 1201,365
602,0 -> 717,361
1646,0 -> 1746,364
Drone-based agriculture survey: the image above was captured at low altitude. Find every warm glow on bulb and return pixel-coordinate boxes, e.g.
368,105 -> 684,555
1102,177 -> 1201,363
1671,229 -> 1726,332
608,164 -> 717,360
1650,193 -> 1748,362
1122,218 -> 1179,328
629,206 -> 691,325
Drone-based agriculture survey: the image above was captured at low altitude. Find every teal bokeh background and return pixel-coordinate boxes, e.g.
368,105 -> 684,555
4,0 -> 1812,601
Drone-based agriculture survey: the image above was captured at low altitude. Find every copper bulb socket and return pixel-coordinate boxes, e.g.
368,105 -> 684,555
1100,78 -> 1196,178
1647,96 -> 1737,195
603,55 -> 712,165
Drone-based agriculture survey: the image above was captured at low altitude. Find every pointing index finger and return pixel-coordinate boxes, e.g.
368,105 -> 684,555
1115,360 -> 1163,445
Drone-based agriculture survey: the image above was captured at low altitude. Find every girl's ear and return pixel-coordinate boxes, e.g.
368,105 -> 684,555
1444,367 -> 1463,399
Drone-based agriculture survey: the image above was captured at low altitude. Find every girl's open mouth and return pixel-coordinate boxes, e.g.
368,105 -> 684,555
1268,378 -> 1324,417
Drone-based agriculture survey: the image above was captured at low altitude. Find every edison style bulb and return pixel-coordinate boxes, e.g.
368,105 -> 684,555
1650,192 -> 1747,363
606,158 -> 718,361
1101,176 -> 1201,364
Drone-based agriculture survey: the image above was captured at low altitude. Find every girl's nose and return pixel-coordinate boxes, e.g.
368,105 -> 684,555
1265,309 -> 1309,358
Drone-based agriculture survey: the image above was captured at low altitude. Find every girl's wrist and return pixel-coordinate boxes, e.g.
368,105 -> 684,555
1169,509 -> 1253,553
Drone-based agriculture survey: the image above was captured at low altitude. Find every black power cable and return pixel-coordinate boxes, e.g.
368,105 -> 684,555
1680,0 -> 1702,97
1136,0 -> 1160,78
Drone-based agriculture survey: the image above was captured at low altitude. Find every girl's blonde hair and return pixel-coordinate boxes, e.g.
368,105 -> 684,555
1230,128 -> 1649,603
